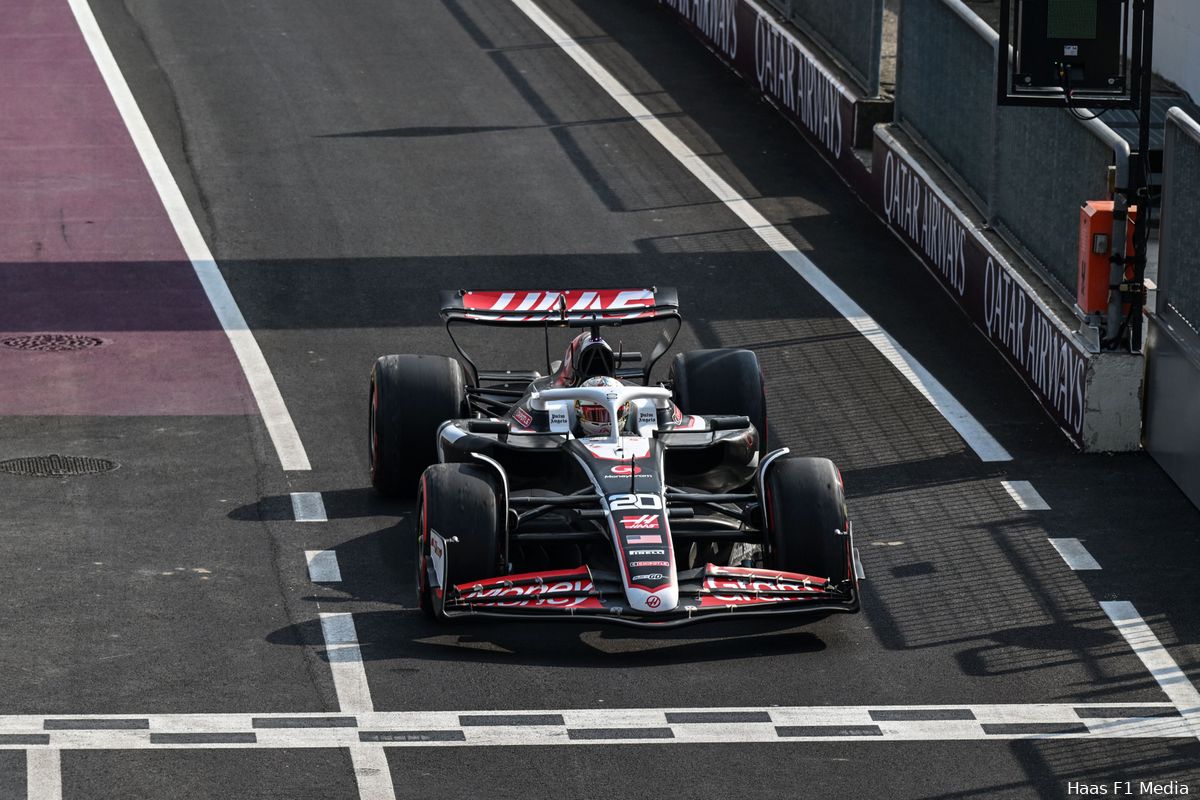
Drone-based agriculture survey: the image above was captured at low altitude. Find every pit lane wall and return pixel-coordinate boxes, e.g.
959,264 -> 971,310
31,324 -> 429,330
759,0 -> 883,96
874,130 -> 1141,450
655,0 -> 875,195
1145,108 -> 1200,507
655,0 -> 1142,450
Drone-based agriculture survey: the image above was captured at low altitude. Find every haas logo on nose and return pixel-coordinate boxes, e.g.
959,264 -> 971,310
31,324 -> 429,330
646,596 -> 662,609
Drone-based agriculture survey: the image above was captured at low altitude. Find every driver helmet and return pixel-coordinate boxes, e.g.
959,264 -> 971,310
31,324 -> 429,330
576,376 -> 629,436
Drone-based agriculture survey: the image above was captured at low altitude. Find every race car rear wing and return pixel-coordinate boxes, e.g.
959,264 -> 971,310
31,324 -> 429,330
440,288 -> 679,326
439,288 -> 681,384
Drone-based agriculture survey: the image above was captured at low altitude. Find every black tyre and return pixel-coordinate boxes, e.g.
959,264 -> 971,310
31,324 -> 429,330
670,348 -> 767,454
763,456 -> 850,582
416,463 -> 503,619
369,354 -> 467,497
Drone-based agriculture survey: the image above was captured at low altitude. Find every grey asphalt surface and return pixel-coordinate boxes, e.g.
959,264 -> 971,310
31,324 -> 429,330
3,0 -> 1200,796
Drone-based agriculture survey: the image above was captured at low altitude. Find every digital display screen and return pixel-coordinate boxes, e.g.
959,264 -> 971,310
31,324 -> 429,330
1047,0 -> 1098,39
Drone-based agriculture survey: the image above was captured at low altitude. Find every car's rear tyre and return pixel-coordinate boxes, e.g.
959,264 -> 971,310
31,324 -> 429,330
762,456 -> 850,583
369,354 -> 467,497
416,463 -> 503,619
670,348 -> 767,454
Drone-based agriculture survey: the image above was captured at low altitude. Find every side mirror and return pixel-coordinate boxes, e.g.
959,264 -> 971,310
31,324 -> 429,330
468,419 -> 510,438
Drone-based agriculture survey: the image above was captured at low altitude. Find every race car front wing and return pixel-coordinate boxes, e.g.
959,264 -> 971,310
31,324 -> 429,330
436,563 -> 859,628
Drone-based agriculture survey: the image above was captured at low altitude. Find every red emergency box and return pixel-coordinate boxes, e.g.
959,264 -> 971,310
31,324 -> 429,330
1078,201 -> 1136,315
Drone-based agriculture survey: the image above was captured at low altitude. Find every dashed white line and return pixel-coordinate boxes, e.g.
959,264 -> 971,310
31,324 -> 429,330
1001,480 -> 1050,510
26,749 -> 61,800
292,492 -> 328,522
306,550 -> 343,583
1048,538 -> 1102,571
1101,601 -> 1200,739
293,500 -> 376,800
0,704 -> 1190,749
66,0 -> 311,471
318,613 -> 374,714
508,0 -> 1011,463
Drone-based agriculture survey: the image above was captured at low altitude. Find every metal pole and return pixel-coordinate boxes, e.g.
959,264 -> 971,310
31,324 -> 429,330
1129,0 -> 1155,351
1107,157 -> 1131,347
996,0 -> 1011,107
1105,0 -> 1153,351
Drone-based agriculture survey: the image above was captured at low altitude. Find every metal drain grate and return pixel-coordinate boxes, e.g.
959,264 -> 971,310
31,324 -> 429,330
0,455 -> 119,477
1,334 -> 106,352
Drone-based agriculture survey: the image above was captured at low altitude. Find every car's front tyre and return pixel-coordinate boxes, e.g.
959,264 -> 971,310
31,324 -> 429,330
416,463 -> 504,619
762,456 -> 851,584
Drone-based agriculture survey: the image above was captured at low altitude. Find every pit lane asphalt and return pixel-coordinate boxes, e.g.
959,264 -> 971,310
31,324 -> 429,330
6,0 -> 1199,796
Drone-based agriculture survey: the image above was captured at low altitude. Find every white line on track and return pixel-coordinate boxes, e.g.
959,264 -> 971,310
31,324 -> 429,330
1102,601 -> 1200,738
306,550 -> 343,583
349,746 -> 396,800
319,614 -> 375,714
26,749 -> 61,800
67,0 -> 311,471
0,704 -> 1191,749
1048,538 -> 1101,571
292,492 -> 329,522
508,0 -> 1011,463
316,612 -> 393,800
1001,480 -> 1050,510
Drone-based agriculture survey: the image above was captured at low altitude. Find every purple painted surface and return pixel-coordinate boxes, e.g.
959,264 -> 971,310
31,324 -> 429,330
0,0 -> 253,415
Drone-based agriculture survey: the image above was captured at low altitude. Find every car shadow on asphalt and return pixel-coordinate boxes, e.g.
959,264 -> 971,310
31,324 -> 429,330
226,487 -> 397,522
267,610 -> 827,668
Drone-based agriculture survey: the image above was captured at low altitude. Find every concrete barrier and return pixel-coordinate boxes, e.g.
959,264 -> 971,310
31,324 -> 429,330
761,0 -> 884,96
992,108 -> 1124,299
656,0 -> 1145,451
655,0 -> 878,194
1146,108 -> 1200,505
874,127 -> 1141,450
895,0 -> 1126,300
1156,109 -> 1200,335
895,0 -> 995,211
